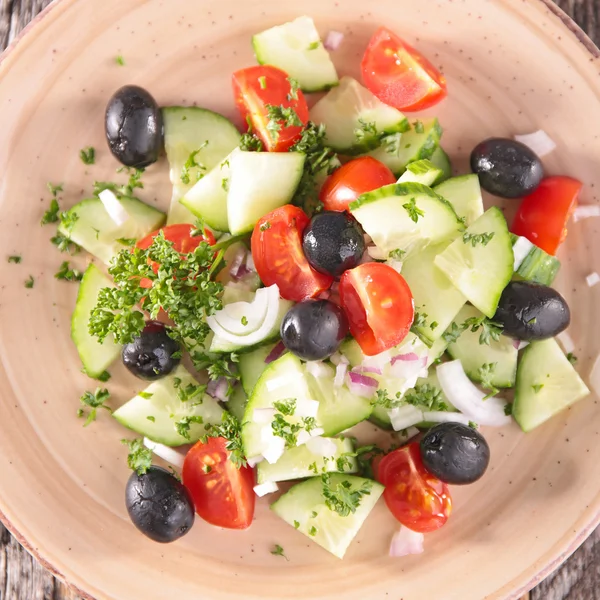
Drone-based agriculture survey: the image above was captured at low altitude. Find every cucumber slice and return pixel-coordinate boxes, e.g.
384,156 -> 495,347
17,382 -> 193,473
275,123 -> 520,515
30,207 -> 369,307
256,437 -> 357,484
113,365 -> 224,446
239,343 -> 278,395
369,118 -> 442,176
434,207 -> 514,317
350,182 -> 462,260
511,234 -> 561,285
58,197 -> 166,265
429,147 -> 452,184
227,151 -> 305,235
433,174 -> 484,227
227,384 -> 248,422
252,16 -> 338,92
513,338 -> 589,432
446,304 -> 518,388
271,474 -> 384,559
71,264 -> 121,378
401,241 -> 467,346
180,148 -> 239,232
310,76 -> 409,154
162,107 -> 240,225
338,338 -> 364,368
397,159 -> 443,187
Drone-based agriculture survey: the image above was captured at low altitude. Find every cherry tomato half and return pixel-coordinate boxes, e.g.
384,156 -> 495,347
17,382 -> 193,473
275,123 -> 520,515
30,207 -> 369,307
339,262 -> 414,355
182,437 -> 255,530
320,157 -> 396,212
232,65 -> 309,152
511,176 -> 582,256
361,27 -> 447,112
378,442 -> 452,533
251,205 -> 334,302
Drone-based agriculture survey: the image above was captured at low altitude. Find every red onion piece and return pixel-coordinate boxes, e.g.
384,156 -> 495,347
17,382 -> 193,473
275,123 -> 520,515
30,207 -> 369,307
324,30 -> 344,51
206,377 -> 231,401
352,365 -> 383,375
389,526 -> 425,557
347,371 -> 379,397
265,341 -> 286,364
391,352 -> 420,364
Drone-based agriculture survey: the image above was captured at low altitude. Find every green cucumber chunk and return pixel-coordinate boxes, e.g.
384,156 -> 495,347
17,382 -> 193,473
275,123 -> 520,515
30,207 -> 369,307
71,264 -> 121,378
433,174 -> 484,227
239,343 -> 279,396
227,384 -> 248,422
227,151 -> 305,235
58,197 -> 165,265
429,147 -> 452,184
446,304 -> 518,388
113,365 -> 224,446
256,437 -> 357,484
511,234 -> 561,285
162,107 -> 240,225
513,338 -> 589,432
310,76 -> 409,154
434,207 -> 513,317
252,16 -> 339,92
397,159 -> 443,187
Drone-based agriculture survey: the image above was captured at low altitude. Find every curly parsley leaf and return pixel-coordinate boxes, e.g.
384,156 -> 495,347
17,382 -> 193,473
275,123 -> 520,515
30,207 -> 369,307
41,199 -> 60,225
404,383 -> 449,412
462,232 -> 495,247
80,146 -> 95,165
180,144 -> 208,185
477,362 -> 499,399
265,104 -> 303,143
121,438 -> 152,475
78,387 -> 111,426
175,415 -> 204,440
51,232 -> 81,255
270,544 -> 289,561
321,474 -> 373,517
7,255 -> 21,264
24,275 -> 34,289
402,197 -> 425,223
202,412 -> 247,469
55,261 -> 83,282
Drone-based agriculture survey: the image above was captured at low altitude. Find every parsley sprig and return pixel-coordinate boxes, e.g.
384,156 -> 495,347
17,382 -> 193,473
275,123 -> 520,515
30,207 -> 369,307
442,315 -> 503,346
402,197 -> 425,223
462,232 -> 495,247
80,146 -> 95,165
122,438 -> 152,475
202,412 -> 247,468
321,474 -> 373,517
55,261 -> 83,282
477,362 -> 499,399
265,104 -> 303,142
77,387 -> 111,426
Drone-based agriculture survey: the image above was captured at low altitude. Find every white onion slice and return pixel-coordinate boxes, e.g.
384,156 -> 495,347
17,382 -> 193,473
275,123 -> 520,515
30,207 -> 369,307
305,361 -> 330,379
254,407 -> 276,424
422,411 -> 473,426
254,481 -> 279,497
143,438 -> 185,469
247,455 -> 264,468
324,30 -> 344,51
388,405 -> 424,431
294,399 -> 320,419
586,272 -> 600,287
334,361 -> 348,388
395,426 -> 420,444
99,189 -> 129,226
514,130 -> 556,157
213,286 -> 270,336
262,436 -> 286,464
367,245 -> 386,260
436,360 -> 511,427
573,205 -> 600,222
589,354 -> 600,397
389,526 -> 425,557
512,235 -> 534,270
556,330 -> 575,354
306,436 -> 337,456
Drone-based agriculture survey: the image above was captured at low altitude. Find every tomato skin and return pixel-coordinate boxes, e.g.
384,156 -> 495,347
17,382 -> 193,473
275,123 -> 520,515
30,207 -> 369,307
339,263 -> 414,355
511,176 -> 582,256
182,437 -> 255,530
251,205 -> 334,302
378,442 -> 452,533
232,65 -> 309,152
361,27 -> 447,112
320,157 -> 396,212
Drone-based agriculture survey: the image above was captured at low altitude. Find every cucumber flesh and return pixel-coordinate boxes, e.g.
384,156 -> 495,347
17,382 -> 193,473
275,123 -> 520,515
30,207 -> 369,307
271,474 -> 384,559
397,159 -> 443,187
310,76 -> 409,154
239,343 -> 279,395
434,174 -> 484,227
227,151 -> 305,235
256,437 -> 357,484
162,107 -> 240,225
446,304 -> 518,388
71,264 -> 121,378
511,234 -> 561,285
227,384 -> 248,422
434,207 -> 514,317
252,16 -> 338,92
113,365 -> 224,446
513,338 -> 589,432
58,197 -> 166,265
429,147 -> 452,184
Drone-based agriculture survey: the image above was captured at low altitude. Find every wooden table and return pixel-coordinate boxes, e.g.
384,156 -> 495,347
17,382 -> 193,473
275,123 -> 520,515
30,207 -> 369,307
0,0 -> 599,598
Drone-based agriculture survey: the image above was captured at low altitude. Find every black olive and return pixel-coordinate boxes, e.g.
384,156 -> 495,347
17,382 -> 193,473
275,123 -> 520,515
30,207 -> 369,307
302,211 -> 365,278
493,281 -> 570,341
281,300 -> 349,361
420,422 -> 490,485
125,466 -> 195,543
122,321 -> 181,380
470,138 -> 543,198
105,85 -> 163,168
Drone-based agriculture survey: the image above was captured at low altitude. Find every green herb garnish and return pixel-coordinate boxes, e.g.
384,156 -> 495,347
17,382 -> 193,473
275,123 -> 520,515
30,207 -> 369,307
55,261 -> 83,282
121,438 -> 152,475
402,197 -> 425,223
321,474 -> 373,517
7,255 -> 21,264
78,387 -> 111,426
462,232 -> 495,247
80,146 -> 95,165
202,412 -> 247,468
270,544 -> 289,560
24,275 -> 34,289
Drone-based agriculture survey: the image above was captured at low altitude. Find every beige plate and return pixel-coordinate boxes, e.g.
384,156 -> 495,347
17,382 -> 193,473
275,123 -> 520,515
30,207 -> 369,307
1,0 -> 600,598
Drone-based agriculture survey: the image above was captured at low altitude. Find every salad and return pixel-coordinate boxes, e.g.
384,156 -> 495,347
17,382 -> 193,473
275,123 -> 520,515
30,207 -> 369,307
39,17 -> 597,560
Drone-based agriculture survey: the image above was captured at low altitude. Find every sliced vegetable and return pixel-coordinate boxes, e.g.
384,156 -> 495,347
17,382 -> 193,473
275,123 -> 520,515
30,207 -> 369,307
433,174 -> 484,227
397,159 -> 443,187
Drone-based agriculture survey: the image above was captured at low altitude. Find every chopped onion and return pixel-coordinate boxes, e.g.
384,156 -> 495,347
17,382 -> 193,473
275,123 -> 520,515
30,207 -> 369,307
99,189 -> 129,226
367,245 -> 386,260
388,405 -> 424,431
557,331 -> 575,354
422,411 -> 472,426
324,30 -> 344,51
513,339 -> 530,350
392,352 -> 420,364
266,368 -> 304,391
245,252 -> 256,273
352,365 -> 383,376
436,360 -> 511,427
334,361 -> 348,388
514,130 -> 556,157
512,236 -> 534,270
228,246 -> 247,280
589,354 -> 600,397
143,438 -> 185,469
294,398 -> 320,419
254,481 -> 279,497
306,436 -> 337,456
253,407 -> 276,424
389,260 -> 403,273
247,455 -> 264,468
389,526 -> 425,557
586,272 -> 600,287
395,426 -> 420,444
305,361 -> 330,379
329,352 -> 345,366
362,349 -> 393,370
389,355 -> 427,383
296,427 -> 325,447
265,341 -> 286,364
206,377 -> 231,402
262,436 -> 286,464
347,371 -> 379,397
573,205 -> 600,222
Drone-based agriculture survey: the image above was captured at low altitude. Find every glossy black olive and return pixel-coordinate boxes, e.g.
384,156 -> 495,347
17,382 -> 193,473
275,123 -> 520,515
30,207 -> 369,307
302,211 -> 365,278
105,85 -> 163,168
125,466 -> 194,543
420,422 -> 490,485
281,300 -> 349,361
122,321 -> 181,380
470,138 -> 543,198
493,281 -> 570,341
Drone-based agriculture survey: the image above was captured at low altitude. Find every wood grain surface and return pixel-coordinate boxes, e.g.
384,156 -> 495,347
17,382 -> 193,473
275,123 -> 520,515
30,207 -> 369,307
0,0 -> 598,599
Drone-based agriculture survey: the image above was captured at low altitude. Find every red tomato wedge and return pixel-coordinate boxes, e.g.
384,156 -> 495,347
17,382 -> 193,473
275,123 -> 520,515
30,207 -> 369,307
182,437 -> 255,530
320,156 -> 396,212
232,65 -> 309,152
251,205 -> 334,302
378,442 -> 452,533
512,176 -> 582,256
361,27 -> 447,112
339,262 -> 414,356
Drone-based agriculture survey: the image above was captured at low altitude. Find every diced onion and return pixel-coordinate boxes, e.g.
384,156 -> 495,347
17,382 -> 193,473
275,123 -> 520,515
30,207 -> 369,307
362,349 -> 393,370
389,526 -> 425,557
395,426 -> 420,444
262,436 -> 286,464
247,455 -> 264,468
265,341 -> 286,364
305,361 -> 330,379
245,252 -> 256,273
206,377 -> 231,402
352,365 -> 383,375
436,360 -> 512,427
391,352 -> 420,364
389,355 -> 428,383
324,30 -> 344,51
556,331 -> 575,354
388,405 -> 424,431
347,371 -> 379,397
306,436 -> 337,456
143,438 -> 185,469
586,272 -> 600,287
422,411 -> 472,426
294,399 -> 320,419
266,369 -> 304,391
254,407 -> 276,424
573,205 -> 600,222
512,236 -> 534,270
228,246 -> 247,280
296,427 -> 325,447
254,481 -> 279,497
334,361 -> 348,388
99,189 -> 129,226
367,245 -> 386,260
329,352 -> 345,366
514,130 -> 556,158
389,260 -> 403,273
513,339 -> 530,350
